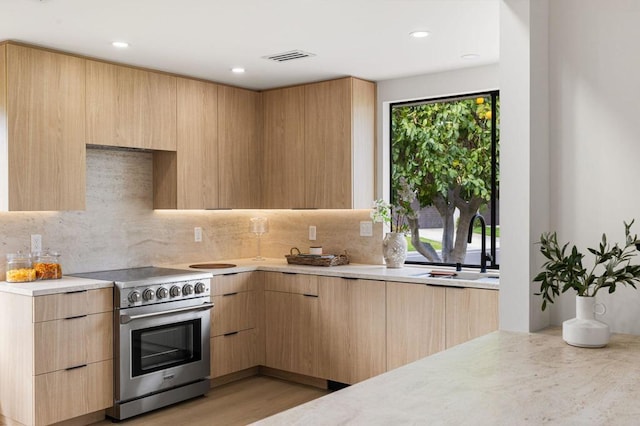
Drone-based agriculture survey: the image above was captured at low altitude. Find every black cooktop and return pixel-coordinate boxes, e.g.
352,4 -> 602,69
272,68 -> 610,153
71,266 -> 210,286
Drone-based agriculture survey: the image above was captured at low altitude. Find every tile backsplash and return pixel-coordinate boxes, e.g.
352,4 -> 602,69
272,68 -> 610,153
0,148 -> 382,276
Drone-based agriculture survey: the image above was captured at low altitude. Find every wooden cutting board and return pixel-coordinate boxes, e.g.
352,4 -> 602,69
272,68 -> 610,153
189,263 -> 237,269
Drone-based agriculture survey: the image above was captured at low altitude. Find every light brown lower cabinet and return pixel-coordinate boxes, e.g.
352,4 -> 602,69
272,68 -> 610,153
0,288 -> 113,426
318,277 -> 386,384
445,287 -> 499,348
386,282 -> 446,371
210,272 -> 264,379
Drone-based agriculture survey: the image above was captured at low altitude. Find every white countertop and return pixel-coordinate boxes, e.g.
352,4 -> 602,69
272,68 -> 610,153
167,258 -> 499,291
0,276 -> 113,296
256,328 -> 640,425
0,258 -> 498,296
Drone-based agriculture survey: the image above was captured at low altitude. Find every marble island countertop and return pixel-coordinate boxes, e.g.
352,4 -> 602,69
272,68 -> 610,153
256,327 -> 640,425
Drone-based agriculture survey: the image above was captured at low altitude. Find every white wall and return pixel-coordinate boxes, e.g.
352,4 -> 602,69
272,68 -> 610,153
547,0 -> 640,333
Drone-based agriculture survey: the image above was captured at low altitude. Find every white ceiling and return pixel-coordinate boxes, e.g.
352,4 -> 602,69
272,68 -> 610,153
0,0 -> 499,90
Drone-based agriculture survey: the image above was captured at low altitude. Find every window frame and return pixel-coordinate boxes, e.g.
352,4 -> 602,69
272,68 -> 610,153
389,90 -> 500,270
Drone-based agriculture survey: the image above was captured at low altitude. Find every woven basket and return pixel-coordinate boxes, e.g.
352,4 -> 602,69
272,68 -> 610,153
285,248 -> 350,267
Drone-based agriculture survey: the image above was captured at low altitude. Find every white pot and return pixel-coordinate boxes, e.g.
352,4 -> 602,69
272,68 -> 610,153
562,295 -> 610,348
382,232 -> 408,268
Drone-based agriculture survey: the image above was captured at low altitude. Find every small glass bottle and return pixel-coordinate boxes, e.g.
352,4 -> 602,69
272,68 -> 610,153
6,251 -> 37,283
33,250 -> 62,280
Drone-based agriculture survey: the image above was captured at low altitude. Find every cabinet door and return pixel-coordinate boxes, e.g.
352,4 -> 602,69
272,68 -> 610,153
212,291 -> 256,336
318,276 -> 386,384
86,60 -> 176,151
154,78 -> 218,209
211,272 -> 253,296
386,282 -> 445,371
4,44 -> 86,211
445,287 -> 499,348
263,272 -> 318,295
262,86 -> 305,208
304,78 -> 352,209
211,329 -> 260,378
34,312 -> 112,374
34,360 -> 112,426
264,291 -> 319,377
218,85 -> 261,208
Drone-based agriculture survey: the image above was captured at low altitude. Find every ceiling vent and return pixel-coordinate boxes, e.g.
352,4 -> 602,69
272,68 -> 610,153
263,50 -> 316,62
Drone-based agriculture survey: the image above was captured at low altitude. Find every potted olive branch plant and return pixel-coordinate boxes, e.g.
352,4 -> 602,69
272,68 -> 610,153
533,220 -> 640,347
371,177 -> 417,268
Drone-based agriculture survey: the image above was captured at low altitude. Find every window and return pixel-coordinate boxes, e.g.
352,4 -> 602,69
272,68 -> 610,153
390,91 -> 499,269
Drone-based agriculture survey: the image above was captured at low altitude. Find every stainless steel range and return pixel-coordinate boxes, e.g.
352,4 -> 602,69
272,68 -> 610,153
72,267 -> 213,420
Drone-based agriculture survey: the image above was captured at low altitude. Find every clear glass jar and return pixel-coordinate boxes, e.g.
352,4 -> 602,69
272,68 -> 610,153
6,251 -> 36,283
33,250 -> 62,280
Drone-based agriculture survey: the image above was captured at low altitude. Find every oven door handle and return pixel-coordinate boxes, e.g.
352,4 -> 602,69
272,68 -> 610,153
120,302 -> 214,324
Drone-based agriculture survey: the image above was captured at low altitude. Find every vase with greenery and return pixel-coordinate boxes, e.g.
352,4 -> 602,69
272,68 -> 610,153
371,177 -> 417,268
534,220 -> 640,347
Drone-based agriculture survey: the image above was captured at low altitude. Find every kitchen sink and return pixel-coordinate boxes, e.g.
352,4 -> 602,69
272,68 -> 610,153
411,270 -> 499,282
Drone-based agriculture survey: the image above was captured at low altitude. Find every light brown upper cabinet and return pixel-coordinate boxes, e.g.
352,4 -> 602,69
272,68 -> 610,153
0,43 -> 86,211
154,78 -> 219,209
262,77 -> 375,209
262,86 -> 306,208
218,85 -> 262,209
85,60 -> 177,151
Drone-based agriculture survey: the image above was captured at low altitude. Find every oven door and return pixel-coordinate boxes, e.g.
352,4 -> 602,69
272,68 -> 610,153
117,298 -> 213,403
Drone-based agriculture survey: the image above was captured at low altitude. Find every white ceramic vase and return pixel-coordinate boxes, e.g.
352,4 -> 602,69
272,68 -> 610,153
562,295 -> 610,348
382,232 -> 408,268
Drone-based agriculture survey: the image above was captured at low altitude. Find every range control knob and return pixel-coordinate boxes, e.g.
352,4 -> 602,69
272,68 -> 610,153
142,288 -> 155,301
194,282 -> 206,294
156,287 -> 168,299
170,285 -> 181,297
128,290 -> 141,303
182,284 -> 194,296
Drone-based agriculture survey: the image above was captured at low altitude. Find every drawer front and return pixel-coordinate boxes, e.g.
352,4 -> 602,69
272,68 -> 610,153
34,288 -> 113,322
264,272 -> 318,295
211,291 -> 256,336
34,360 -> 113,426
210,329 -> 259,378
211,272 -> 253,296
34,312 -> 113,375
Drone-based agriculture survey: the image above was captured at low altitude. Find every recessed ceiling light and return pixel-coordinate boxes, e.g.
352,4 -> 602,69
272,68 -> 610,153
231,67 -> 245,74
112,41 -> 129,48
410,31 -> 430,38
461,53 -> 480,60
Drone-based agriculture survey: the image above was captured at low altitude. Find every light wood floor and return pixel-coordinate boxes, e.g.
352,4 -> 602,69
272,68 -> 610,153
90,376 -> 329,426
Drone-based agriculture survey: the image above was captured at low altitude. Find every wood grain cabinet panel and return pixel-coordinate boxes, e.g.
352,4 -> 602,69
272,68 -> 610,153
33,288 -> 113,322
262,86 -> 305,208
212,291 -> 256,336
154,78 -> 218,209
318,276 -> 386,384
211,272 -> 253,296
211,329 -> 260,378
1,43 -> 86,211
262,77 -> 374,209
34,360 -> 113,426
386,282 -> 446,371
86,60 -> 176,151
264,291 -> 320,378
445,287 -> 499,348
34,312 -> 112,375
263,272 -> 318,295
218,85 -> 261,208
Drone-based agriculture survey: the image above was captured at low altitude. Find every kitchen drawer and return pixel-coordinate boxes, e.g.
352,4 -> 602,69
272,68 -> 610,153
34,312 -> 113,375
211,291 -> 256,336
211,329 -> 259,378
264,272 -> 318,295
34,360 -> 113,426
211,272 -> 253,296
33,288 -> 113,322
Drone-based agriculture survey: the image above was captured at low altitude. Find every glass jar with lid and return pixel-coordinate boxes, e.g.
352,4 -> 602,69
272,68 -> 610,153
6,251 -> 36,283
33,250 -> 62,280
